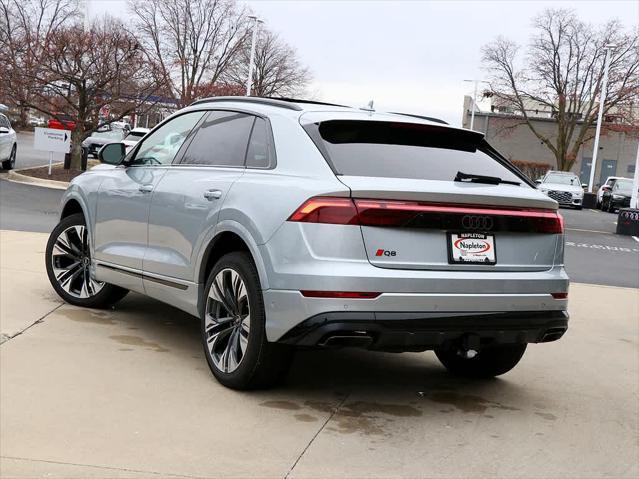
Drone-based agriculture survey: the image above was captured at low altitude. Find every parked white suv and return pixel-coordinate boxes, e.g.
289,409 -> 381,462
536,171 -> 584,209
0,113 -> 17,170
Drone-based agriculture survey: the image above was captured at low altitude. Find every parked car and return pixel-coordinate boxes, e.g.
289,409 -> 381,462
536,171 -> 585,209
28,115 -> 46,127
601,178 -> 633,212
122,127 -> 150,152
45,97 -> 569,390
0,112 -> 17,170
81,127 -> 126,158
596,176 -> 623,208
48,113 -> 76,131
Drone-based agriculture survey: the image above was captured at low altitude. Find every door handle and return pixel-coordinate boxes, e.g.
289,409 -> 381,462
139,184 -> 154,193
203,189 -> 223,200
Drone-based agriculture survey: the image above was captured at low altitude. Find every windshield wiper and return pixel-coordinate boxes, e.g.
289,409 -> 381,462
454,171 -> 521,186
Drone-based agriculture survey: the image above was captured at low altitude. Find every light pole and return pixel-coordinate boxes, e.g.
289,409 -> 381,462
246,16 -> 262,96
631,140 -> 639,209
463,79 -> 489,131
587,44 -> 616,192
83,0 -> 91,30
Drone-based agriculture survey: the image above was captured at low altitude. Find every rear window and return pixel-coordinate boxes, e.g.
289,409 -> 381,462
305,120 -> 523,184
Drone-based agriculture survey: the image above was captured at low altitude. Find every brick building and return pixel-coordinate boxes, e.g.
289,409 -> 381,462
461,96 -> 638,187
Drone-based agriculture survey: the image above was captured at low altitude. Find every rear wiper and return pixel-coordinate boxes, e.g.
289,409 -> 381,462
454,171 -> 521,186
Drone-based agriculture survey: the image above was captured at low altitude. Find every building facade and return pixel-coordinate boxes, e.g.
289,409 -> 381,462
462,96 -> 638,186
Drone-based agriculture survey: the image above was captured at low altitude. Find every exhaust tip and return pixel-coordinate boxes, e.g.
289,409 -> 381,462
319,333 -> 374,348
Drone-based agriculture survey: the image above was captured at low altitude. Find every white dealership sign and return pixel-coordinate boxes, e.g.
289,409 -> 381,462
34,127 -> 72,175
34,127 -> 71,153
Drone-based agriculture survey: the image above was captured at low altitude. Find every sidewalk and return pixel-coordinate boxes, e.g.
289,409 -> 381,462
1,230 -> 638,478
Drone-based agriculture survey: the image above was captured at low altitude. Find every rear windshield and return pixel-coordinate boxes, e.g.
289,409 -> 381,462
305,120 -> 524,184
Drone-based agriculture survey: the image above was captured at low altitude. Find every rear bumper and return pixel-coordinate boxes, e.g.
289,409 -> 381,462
277,310 -> 569,351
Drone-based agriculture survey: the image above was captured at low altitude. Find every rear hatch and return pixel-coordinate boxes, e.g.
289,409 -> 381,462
302,115 -> 561,272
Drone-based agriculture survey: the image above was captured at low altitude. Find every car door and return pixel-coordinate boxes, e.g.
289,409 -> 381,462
93,111 -> 205,291
143,111 -> 257,291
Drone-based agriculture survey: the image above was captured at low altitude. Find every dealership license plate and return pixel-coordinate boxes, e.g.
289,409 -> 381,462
447,233 -> 496,264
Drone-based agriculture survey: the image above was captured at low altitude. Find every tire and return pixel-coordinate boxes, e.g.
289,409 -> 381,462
2,144 -> 16,170
435,343 -> 527,378
201,251 -> 291,390
45,213 -> 128,308
575,205 -> 582,210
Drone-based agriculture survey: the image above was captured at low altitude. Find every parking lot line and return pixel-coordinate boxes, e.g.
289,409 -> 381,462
633,236 -> 639,243
566,228 -> 613,235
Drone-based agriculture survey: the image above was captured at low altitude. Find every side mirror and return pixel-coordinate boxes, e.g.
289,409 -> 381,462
581,183 -> 588,189
98,142 -> 126,165
0,127 -> 9,134
535,179 -> 542,185
602,185 -> 612,192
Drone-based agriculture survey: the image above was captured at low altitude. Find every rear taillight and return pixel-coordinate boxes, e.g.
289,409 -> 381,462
287,197 -> 358,224
288,196 -> 564,234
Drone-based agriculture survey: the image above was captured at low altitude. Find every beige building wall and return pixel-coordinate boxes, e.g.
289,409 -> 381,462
462,101 -> 638,186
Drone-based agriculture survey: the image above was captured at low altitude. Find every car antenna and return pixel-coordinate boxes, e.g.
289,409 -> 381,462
360,99 -> 375,116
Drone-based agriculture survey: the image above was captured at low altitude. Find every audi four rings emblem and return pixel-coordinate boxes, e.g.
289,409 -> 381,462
461,215 -> 494,230
621,211 -> 639,221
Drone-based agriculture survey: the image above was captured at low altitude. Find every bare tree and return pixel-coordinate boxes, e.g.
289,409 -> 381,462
224,28 -> 311,97
0,0 -> 79,126
17,18 -> 162,169
129,0 -> 249,107
482,9 -> 639,171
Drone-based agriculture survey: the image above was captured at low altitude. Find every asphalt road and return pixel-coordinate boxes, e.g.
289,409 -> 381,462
0,176 -> 637,287
0,176 -> 62,233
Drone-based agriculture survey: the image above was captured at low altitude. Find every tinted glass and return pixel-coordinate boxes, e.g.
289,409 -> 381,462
0,115 -> 8,128
544,174 -> 580,185
93,129 -> 124,140
181,111 -> 254,167
308,120 -> 522,183
246,117 -> 273,168
132,111 -> 204,166
615,179 -> 632,193
124,131 -> 146,141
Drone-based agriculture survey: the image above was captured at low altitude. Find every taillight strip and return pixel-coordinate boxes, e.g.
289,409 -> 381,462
288,196 -> 564,234
354,199 -> 558,219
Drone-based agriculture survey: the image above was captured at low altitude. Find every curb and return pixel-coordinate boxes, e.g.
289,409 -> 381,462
7,165 -> 69,190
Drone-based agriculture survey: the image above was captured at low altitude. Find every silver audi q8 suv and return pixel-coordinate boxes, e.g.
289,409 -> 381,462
46,97 -> 569,389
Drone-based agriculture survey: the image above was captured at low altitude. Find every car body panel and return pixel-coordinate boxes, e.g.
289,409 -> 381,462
55,98 -> 569,349
0,113 -> 17,162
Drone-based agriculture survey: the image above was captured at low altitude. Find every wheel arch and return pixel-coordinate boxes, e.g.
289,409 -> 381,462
196,221 -> 270,314
60,198 -> 85,219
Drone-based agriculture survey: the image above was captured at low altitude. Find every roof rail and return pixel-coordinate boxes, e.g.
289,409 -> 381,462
189,96 -> 303,111
265,97 -> 350,108
390,112 -> 449,125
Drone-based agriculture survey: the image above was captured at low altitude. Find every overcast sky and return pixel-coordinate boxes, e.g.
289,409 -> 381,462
89,0 -> 638,126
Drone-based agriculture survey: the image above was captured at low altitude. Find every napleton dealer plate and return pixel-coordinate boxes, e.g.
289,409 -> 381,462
447,232 -> 496,264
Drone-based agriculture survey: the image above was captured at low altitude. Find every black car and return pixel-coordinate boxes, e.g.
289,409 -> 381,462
601,178 -> 633,212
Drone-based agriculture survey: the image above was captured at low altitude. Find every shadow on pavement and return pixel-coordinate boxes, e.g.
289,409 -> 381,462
101,292 -> 529,417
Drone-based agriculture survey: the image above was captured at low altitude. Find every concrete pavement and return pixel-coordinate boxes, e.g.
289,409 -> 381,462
1,230 -> 638,478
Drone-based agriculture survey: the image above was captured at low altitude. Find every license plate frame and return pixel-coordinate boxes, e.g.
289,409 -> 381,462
447,232 -> 497,265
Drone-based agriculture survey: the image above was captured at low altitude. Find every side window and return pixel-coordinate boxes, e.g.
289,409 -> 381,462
181,111 -> 254,167
0,115 -> 7,128
246,117 -> 275,168
131,111 -> 204,166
